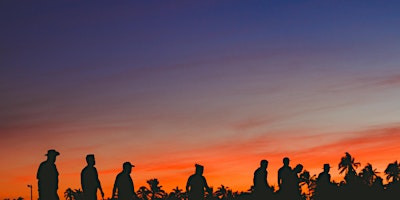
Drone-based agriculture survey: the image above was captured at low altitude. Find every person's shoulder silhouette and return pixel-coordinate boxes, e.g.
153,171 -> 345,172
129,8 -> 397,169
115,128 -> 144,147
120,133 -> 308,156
186,164 -> 210,200
253,160 -> 271,199
317,163 -> 331,184
112,162 -> 136,200
254,160 -> 268,188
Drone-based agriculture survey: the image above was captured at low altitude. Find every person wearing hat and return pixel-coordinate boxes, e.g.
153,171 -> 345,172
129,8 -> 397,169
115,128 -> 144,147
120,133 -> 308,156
315,163 -> 334,200
186,164 -> 211,200
81,154 -> 104,200
112,162 -> 136,200
317,164 -> 332,184
37,149 -> 60,200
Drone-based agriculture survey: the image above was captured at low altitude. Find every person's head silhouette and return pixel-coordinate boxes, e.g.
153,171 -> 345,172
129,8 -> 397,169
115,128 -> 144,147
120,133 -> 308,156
294,164 -> 303,173
323,163 -> 331,173
195,164 -> 204,175
283,157 -> 290,166
260,160 -> 268,169
123,162 -> 134,174
45,149 -> 60,163
86,154 -> 95,166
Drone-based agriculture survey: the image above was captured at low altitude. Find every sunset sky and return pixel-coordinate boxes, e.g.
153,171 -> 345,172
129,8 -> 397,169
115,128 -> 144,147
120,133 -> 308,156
1,0 -> 400,199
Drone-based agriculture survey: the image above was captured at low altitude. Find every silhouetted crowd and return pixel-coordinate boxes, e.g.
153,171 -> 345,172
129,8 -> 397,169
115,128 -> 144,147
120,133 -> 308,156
37,149 -> 400,200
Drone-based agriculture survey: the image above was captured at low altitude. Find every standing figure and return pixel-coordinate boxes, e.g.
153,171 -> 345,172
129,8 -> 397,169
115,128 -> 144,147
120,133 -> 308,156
37,149 -> 60,200
81,154 -> 104,200
253,160 -> 271,199
186,164 -> 211,200
277,157 -> 292,193
112,162 -> 136,200
315,164 -> 334,200
287,164 -> 303,200
317,164 -> 331,186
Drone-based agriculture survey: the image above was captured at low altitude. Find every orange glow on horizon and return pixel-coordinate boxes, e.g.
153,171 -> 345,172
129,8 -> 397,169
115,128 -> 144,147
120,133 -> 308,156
2,124 -> 400,199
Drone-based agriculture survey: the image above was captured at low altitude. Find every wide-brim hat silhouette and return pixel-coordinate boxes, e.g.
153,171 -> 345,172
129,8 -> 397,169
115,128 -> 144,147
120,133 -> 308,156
45,149 -> 60,157
323,163 -> 331,169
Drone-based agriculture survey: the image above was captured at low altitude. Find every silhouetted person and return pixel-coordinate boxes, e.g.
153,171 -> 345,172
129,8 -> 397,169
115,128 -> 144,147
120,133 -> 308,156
287,164 -> 303,200
37,149 -> 60,200
317,164 -> 331,185
186,164 -> 211,200
277,157 -> 292,194
315,164 -> 337,200
253,160 -> 271,199
81,154 -> 104,200
112,162 -> 136,200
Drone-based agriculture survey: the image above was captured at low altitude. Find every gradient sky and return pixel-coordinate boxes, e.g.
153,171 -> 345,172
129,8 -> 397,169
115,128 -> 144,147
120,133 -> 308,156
2,0 -> 400,199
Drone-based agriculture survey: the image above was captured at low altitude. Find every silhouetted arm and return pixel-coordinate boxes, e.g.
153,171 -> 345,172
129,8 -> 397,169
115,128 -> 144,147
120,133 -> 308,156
112,176 -> 118,199
99,183 -> 104,198
36,163 -> 42,180
54,164 -> 59,190
253,170 -> 257,187
203,176 -> 211,193
186,176 -> 191,193
277,169 -> 282,187
80,169 -> 84,192
94,168 -> 104,198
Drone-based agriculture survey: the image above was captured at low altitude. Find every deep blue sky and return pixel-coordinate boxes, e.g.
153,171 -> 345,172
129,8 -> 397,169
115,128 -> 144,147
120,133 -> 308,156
1,0 -> 400,198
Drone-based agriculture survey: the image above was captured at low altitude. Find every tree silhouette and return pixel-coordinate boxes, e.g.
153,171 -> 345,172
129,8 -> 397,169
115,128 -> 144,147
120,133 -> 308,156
205,186 -> 214,200
137,186 -> 151,200
147,179 -> 167,200
359,163 -> 379,186
74,189 -> 84,200
299,170 -> 316,200
384,161 -> 400,183
40,152 -> 400,200
168,186 -> 185,200
64,188 -> 74,200
215,185 -> 231,200
63,188 -> 83,200
338,152 -> 360,183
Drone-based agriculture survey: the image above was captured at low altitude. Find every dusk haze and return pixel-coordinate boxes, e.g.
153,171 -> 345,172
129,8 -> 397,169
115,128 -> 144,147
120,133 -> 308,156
1,1 -> 400,200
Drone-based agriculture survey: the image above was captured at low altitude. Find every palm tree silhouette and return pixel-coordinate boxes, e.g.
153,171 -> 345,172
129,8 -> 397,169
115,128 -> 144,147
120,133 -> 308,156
299,170 -> 316,200
359,163 -> 379,186
384,161 -> 400,183
64,188 -> 74,200
215,185 -> 229,200
338,152 -> 360,183
147,179 -> 166,200
205,186 -> 214,200
63,188 -> 83,200
74,189 -> 84,200
169,186 -> 185,200
52,151 -> 400,200
137,186 -> 151,200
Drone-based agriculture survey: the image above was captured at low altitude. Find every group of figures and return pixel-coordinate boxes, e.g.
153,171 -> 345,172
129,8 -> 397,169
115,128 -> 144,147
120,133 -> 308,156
37,149 -> 135,200
37,149 -> 400,200
253,158 -> 309,200
36,149 -> 214,200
